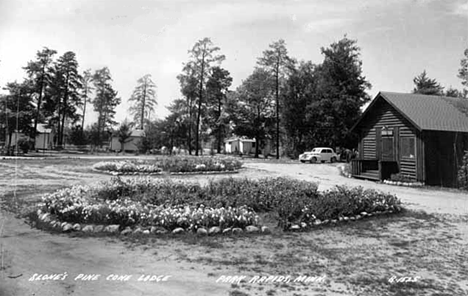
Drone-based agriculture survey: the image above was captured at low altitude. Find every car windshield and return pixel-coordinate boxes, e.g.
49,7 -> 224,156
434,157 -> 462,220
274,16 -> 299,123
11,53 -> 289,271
311,148 -> 319,153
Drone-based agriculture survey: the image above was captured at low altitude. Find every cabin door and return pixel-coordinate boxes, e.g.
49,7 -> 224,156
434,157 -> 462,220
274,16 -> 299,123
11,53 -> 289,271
377,127 -> 395,161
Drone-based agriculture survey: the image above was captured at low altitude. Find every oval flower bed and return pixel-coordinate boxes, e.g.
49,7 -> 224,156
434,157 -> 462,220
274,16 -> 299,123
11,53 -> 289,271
92,156 -> 243,175
92,161 -> 162,175
36,177 -> 403,235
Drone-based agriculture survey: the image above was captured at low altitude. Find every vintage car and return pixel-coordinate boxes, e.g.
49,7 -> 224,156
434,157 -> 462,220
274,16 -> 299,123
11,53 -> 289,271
299,147 -> 338,163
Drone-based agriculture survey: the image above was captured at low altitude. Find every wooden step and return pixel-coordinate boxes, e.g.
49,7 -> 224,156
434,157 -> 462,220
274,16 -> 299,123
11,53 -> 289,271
353,170 -> 380,181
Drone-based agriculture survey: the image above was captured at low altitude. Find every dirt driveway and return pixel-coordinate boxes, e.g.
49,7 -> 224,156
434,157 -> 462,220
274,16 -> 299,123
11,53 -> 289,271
1,157 -> 467,296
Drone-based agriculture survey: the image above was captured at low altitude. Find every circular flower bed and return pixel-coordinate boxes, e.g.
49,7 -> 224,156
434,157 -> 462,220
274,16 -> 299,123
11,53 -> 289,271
36,177 -> 403,235
92,156 -> 243,175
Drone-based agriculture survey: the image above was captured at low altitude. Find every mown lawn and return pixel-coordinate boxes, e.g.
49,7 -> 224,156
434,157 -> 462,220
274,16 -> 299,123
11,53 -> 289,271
1,156 -> 467,296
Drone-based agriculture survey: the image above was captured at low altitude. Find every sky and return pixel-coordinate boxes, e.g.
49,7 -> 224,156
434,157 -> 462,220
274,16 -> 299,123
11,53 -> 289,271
0,0 -> 467,127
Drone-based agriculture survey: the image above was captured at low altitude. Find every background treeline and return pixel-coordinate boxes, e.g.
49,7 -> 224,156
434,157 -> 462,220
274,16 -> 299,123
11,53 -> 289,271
153,36 -> 373,158
1,37 -> 467,157
155,36 -> 467,158
0,48 -> 156,151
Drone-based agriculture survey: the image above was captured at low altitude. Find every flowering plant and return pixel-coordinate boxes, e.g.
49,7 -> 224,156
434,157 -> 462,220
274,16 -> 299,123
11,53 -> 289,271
40,179 -> 259,229
93,160 -> 162,173
39,177 -> 401,231
93,156 -> 242,174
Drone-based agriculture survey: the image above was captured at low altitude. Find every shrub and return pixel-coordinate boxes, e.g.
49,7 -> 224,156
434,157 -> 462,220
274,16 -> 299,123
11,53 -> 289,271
458,150 -> 468,190
69,126 -> 89,145
17,138 -> 32,153
302,186 -> 401,222
390,173 -> 414,183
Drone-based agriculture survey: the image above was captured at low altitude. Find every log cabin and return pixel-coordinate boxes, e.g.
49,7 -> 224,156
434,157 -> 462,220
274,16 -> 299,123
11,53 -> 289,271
350,91 -> 468,187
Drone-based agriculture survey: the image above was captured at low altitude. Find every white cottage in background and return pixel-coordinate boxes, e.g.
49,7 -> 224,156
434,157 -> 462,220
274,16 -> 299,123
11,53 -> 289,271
224,137 -> 256,154
35,124 -> 55,150
5,124 -> 55,150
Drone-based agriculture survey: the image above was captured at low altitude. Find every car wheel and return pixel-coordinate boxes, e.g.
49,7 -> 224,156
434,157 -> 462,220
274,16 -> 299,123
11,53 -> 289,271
300,160 -> 305,163
330,157 -> 336,163
310,157 -> 317,164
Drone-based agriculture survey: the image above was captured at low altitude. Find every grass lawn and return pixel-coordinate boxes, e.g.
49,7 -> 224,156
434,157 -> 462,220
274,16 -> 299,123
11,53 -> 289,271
1,156 -> 467,296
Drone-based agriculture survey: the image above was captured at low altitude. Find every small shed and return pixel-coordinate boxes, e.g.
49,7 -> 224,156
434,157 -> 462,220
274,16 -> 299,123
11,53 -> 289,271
110,129 -> 145,152
224,137 -> 257,154
35,124 -> 55,150
350,91 -> 468,187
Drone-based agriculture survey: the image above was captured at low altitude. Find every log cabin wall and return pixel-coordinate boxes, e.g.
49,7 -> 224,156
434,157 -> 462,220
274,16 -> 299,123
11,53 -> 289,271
424,131 -> 468,187
358,97 -> 421,181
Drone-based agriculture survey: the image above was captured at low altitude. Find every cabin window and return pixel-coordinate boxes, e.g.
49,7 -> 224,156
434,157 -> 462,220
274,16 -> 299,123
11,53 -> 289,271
401,137 -> 415,159
380,127 -> 394,160
252,142 -> 256,147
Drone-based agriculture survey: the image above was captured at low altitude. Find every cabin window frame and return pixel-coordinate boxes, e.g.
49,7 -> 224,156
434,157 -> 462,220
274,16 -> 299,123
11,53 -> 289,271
401,136 -> 416,159
381,127 -> 395,161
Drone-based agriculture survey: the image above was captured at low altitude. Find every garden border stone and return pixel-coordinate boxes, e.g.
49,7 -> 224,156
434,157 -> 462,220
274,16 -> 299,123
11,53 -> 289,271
35,209 -> 400,236
383,179 -> 424,187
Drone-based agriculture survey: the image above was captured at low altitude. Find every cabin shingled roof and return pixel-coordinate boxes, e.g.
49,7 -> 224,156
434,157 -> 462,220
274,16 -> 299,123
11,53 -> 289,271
356,92 -> 468,133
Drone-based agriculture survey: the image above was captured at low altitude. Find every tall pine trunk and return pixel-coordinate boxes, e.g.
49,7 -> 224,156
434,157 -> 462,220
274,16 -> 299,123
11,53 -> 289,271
81,88 -> 88,129
195,58 -> 205,156
33,69 -> 45,150
140,84 -> 146,129
216,97 -> 222,153
275,62 -> 280,159
187,96 -> 193,155
58,74 -> 69,148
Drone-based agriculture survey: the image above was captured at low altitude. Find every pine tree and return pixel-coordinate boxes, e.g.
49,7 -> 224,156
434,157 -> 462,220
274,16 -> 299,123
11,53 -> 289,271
257,39 -> 295,158
206,66 -> 232,153
128,74 -> 157,129
92,67 -> 121,147
183,38 -> 225,156
412,70 -> 444,95
23,47 -> 57,149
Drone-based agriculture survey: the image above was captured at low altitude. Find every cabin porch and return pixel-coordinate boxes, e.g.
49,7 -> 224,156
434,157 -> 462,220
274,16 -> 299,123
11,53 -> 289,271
351,159 -> 399,181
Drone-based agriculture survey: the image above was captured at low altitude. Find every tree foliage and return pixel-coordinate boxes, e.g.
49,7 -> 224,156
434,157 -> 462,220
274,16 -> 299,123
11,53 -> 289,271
92,67 -> 121,147
228,68 -> 275,158
23,47 -> 57,148
45,51 -> 83,147
458,48 -> 468,98
257,39 -> 295,158
117,121 -> 132,152
80,69 -> 94,129
312,36 -> 371,148
0,81 -> 35,148
177,65 -> 199,154
412,70 -> 444,95
128,74 -> 157,129
206,66 -> 233,153
281,61 -> 317,157
183,37 -> 225,155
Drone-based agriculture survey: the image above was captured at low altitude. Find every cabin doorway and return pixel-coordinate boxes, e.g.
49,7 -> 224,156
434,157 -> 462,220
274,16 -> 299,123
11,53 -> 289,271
377,127 -> 395,161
